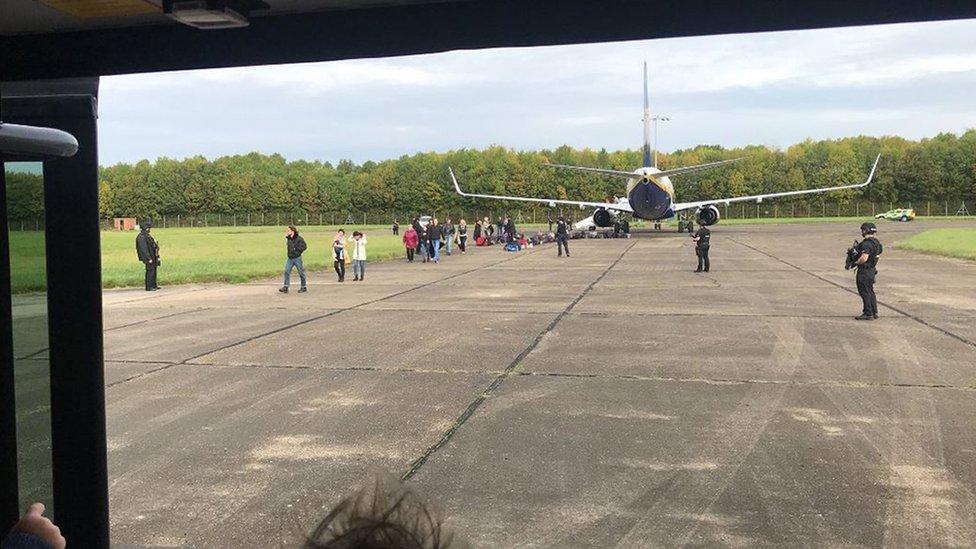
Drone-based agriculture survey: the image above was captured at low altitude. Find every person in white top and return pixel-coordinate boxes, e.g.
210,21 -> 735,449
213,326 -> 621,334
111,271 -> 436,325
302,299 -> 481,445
350,231 -> 368,282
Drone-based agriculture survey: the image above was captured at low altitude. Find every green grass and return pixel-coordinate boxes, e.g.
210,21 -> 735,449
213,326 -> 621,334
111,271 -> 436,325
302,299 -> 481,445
897,228 -> 976,261
9,225 -> 415,293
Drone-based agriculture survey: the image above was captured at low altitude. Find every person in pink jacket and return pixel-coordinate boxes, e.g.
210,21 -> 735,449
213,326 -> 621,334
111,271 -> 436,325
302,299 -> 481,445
402,225 -> 419,262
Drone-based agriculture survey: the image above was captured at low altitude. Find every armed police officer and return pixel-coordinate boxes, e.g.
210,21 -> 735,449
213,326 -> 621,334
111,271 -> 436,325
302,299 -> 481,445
555,215 -> 570,257
850,222 -> 883,320
135,219 -> 160,291
692,221 -> 711,272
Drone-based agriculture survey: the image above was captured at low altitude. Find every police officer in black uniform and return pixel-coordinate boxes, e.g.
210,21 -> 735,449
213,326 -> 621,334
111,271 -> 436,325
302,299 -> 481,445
135,219 -> 160,291
692,221 -> 711,272
555,215 -> 570,257
852,222 -> 883,320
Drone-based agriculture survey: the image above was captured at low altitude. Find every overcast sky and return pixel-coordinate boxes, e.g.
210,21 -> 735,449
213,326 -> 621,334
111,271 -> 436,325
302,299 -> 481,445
98,18 -> 976,165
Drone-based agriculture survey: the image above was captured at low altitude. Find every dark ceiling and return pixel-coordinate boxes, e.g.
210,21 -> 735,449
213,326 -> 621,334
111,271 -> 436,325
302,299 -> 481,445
2,0 -> 975,81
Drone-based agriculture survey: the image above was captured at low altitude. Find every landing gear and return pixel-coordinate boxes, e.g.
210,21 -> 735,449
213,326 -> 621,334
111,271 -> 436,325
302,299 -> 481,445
677,220 -> 687,232
677,219 -> 694,233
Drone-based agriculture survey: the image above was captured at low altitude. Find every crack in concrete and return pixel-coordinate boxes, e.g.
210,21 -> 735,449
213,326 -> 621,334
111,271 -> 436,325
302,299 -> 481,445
513,370 -> 976,392
401,240 -> 639,481
105,248 -> 543,388
728,236 -> 976,350
14,307 -> 211,360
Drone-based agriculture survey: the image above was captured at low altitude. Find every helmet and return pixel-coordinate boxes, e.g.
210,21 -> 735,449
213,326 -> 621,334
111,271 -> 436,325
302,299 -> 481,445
860,222 -> 877,234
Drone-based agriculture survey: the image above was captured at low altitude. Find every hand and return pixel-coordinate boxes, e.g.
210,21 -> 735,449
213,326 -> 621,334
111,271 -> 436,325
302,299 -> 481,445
7,503 -> 66,549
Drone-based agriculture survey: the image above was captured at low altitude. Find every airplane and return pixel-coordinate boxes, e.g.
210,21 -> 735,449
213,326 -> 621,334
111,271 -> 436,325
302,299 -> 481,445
449,62 -> 880,232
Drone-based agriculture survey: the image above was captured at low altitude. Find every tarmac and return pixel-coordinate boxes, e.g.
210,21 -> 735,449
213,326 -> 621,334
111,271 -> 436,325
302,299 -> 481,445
48,221 -> 976,546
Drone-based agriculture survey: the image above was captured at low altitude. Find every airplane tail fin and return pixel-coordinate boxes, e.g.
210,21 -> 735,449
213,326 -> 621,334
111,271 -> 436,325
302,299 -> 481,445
642,61 -> 653,168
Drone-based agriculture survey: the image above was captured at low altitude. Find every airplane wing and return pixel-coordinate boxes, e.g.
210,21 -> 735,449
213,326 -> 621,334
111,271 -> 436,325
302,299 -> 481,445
670,154 -> 880,213
545,163 -> 637,178
652,158 -> 740,178
449,168 -> 634,213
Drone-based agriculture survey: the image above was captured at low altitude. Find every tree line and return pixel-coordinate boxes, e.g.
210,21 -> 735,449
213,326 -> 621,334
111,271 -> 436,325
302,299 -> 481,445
5,130 -> 975,222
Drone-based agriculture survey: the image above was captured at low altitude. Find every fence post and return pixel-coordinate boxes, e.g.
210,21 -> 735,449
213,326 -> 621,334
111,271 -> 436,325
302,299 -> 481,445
177,214 -> 181,227
856,203 -> 859,217
945,201 -> 948,216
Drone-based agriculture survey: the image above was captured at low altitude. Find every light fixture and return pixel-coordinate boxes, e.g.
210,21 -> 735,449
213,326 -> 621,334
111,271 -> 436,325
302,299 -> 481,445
163,0 -> 269,30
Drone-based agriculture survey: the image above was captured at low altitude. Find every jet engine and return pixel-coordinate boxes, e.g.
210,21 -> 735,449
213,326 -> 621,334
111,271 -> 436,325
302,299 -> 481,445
592,208 -> 614,228
696,205 -> 720,226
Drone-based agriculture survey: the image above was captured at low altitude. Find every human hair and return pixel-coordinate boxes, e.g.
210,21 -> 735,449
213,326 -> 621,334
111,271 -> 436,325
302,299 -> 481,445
338,228 -> 345,235
303,476 -> 461,549
289,225 -> 298,234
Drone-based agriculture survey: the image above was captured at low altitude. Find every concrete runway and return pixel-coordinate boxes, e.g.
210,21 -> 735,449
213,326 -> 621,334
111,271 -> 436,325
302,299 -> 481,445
87,221 -> 976,546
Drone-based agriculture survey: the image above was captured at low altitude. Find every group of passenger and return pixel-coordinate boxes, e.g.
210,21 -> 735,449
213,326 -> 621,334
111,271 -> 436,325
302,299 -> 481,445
277,213 -> 578,293
279,225 -> 370,292
471,215 -> 519,246
402,216 -> 467,264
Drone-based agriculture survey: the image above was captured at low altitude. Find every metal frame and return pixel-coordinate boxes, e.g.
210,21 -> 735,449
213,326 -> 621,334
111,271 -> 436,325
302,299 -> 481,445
3,0 -> 976,81
1,148 -> 20,534
2,89 -> 109,548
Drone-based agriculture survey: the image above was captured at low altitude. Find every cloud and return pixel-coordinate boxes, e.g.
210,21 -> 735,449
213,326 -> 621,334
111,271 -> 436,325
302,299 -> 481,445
97,19 -> 976,165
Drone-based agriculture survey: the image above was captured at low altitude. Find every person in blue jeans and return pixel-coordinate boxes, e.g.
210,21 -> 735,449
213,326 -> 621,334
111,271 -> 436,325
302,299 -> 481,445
279,225 -> 308,293
427,218 -> 443,263
350,230 -> 368,281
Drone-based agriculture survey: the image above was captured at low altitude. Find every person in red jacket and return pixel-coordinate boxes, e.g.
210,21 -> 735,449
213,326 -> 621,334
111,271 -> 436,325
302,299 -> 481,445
402,225 -> 419,262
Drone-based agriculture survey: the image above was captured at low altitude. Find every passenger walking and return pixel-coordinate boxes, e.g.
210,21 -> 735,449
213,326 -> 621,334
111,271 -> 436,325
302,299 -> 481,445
412,216 -> 426,261
392,220 -> 399,235
403,224 -> 419,262
428,218 -> 443,263
135,219 -> 161,291
555,216 -> 570,257
473,219 -> 482,241
692,221 -> 711,272
457,219 -> 468,254
444,217 -> 455,256
496,217 -> 505,244
332,229 -> 347,282
350,231 -> 368,281
279,225 -> 308,293
418,221 -> 429,262
505,216 -> 517,243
